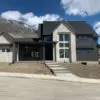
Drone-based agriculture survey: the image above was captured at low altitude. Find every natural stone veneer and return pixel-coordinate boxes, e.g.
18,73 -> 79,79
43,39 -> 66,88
53,23 -> 76,63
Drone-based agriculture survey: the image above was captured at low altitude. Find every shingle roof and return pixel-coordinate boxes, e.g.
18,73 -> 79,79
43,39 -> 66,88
67,21 -> 96,35
43,21 -> 60,35
0,18 -> 39,39
42,21 -> 97,37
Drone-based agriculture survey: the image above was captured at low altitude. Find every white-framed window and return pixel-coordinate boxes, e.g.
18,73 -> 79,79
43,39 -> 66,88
2,48 -> 5,52
0,48 -> 10,52
59,34 -> 69,58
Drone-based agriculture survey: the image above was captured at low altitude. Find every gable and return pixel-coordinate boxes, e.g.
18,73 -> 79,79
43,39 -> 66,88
53,23 -> 71,33
53,23 -> 74,42
0,35 -> 10,44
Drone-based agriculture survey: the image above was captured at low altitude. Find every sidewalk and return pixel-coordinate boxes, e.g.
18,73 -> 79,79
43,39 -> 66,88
0,72 -> 100,84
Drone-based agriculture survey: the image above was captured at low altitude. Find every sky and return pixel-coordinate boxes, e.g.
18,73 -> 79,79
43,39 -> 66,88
0,0 -> 100,44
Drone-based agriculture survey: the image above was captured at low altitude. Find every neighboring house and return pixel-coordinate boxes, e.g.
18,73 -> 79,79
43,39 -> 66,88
98,44 -> 100,61
0,19 -> 98,63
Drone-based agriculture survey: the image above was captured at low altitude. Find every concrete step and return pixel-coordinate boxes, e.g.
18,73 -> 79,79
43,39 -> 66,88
45,63 -> 58,65
56,73 -> 77,77
49,67 -> 67,70
54,70 -> 70,73
56,73 -> 73,75
48,65 -> 62,68
48,65 -> 65,68
47,64 -> 60,67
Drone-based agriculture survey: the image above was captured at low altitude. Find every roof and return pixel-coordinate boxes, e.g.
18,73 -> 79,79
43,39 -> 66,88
0,18 -> 39,40
67,21 -> 96,35
41,21 -> 97,37
42,21 -> 60,35
97,44 -> 100,48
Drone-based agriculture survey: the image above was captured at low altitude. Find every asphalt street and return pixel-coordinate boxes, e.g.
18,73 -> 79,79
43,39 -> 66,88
0,77 -> 100,100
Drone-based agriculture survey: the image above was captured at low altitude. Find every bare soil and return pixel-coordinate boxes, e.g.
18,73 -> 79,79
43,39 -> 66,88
0,62 -> 52,75
62,63 -> 100,79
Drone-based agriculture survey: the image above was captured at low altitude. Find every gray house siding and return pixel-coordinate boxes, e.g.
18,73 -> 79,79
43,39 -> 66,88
76,35 -> 98,61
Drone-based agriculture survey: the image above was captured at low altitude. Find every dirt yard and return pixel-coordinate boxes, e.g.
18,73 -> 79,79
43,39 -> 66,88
0,62 -> 52,75
62,63 -> 100,79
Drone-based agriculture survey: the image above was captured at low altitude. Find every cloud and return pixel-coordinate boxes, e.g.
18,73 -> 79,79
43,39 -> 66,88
94,22 -> 100,44
94,22 -> 100,36
61,0 -> 100,16
1,11 -> 62,29
1,11 -> 22,21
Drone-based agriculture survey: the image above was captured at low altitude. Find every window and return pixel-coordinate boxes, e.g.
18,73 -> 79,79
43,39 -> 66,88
0,48 -> 11,52
59,34 -> 69,41
2,49 -> 5,52
77,48 -> 93,53
65,49 -> 69,58
59,49 -> 69,58
59,33 -> 69,58
59,43 -> 69,48
59,43 -> 64,47
84,36 -> 87,39
59,34 -> 63,41
0,49 -> 2,52
65,43 -> 69,47
79,36 -> 82,39
65,34 -> 69,41
78,35 -> 88,39
31,52 -> 39,58
6,48 -> 10,52
44,36 -> 52,41
59,49 -> 64,58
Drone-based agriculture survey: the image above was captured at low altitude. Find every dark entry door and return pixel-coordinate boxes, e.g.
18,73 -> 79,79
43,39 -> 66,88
45,44 -> 53,60
19,44 -> 40,61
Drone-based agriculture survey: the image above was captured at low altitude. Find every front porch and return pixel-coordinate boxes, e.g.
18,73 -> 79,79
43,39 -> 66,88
13,42 -> 56,62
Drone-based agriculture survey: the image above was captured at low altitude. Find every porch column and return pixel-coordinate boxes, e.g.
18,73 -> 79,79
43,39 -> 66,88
12,42 -> 16,63
43,44 -> 45,61
53,43 -> 56,61
17,44 -> 19,62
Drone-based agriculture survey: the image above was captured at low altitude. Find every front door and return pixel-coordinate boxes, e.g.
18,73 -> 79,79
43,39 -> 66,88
58,34 -> 70,62
45,44 -> 53,60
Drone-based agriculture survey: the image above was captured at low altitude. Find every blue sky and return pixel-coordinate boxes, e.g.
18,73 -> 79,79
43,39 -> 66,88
0,0 -> 100,44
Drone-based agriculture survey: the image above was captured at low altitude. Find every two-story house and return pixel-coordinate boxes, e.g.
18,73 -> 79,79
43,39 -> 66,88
39,21 -> 98,62
0,19 -> 98,63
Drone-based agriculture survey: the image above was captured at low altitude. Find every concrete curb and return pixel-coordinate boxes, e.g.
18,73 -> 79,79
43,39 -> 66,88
0,72 -> 100,84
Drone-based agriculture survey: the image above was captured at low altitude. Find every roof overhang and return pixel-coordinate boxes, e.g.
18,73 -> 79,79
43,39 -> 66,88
15,40 -> 57,44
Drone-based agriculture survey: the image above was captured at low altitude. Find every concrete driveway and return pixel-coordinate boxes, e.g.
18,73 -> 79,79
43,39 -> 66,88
0,77 -> 100,100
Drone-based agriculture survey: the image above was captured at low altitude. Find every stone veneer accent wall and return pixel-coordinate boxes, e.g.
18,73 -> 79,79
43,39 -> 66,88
53,23 -> 76,62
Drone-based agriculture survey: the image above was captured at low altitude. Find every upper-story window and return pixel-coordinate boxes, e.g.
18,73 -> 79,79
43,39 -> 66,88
59,34 -> 69,41
78,35 -> 88,40
44,36 -> 52,41
59,33 -> 69,58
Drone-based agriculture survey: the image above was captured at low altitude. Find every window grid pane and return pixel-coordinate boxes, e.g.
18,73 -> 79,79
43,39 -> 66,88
59,49 -> 69,58
59,34 -> 64,41
65,43 -> 69,47
59,43 -> 64,47
65,34 -> 69,41
59,49 -> 64,58
59,43 -> 69,48
65,49 -> 69,58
